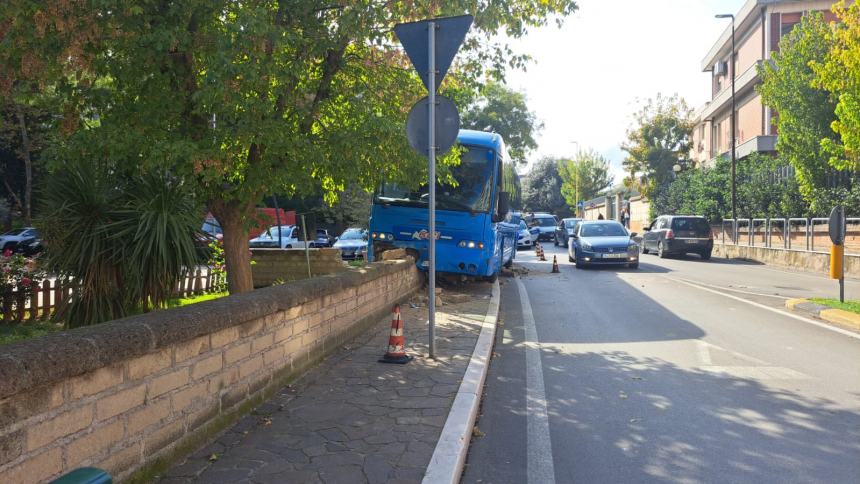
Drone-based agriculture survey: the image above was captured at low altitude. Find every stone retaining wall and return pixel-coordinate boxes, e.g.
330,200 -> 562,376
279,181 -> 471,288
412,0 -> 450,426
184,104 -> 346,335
251,248 -> 347,288
0,258 -> 422,483
713,243 -> 860,277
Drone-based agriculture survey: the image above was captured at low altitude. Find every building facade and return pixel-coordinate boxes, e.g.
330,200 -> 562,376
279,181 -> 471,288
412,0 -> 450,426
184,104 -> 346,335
691,0 -> 839,167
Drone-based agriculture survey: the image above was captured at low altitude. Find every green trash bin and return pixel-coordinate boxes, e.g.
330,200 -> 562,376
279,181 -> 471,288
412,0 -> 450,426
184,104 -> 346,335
49,467 -> 112,484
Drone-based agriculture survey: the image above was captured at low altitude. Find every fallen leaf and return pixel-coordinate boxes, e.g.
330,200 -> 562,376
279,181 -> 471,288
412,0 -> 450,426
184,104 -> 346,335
472,426 -> 486,437
208,453 -> 219,462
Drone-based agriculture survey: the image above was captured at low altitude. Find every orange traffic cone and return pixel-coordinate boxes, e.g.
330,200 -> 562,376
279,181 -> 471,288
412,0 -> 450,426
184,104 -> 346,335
538,243 -> 546,261
551,255 -> 560,273
379,305 -> 413,364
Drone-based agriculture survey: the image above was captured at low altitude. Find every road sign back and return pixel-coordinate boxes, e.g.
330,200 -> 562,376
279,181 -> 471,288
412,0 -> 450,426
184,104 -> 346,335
829,205 -> 846,245
405,95 -> 460,156
394,15 -> 473,92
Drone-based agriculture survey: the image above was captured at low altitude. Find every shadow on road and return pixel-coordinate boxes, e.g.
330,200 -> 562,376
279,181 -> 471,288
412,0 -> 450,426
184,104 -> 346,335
540,349 -> 860,483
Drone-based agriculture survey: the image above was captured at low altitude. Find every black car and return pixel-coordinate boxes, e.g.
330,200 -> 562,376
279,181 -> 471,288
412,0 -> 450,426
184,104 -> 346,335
641,215 -> 713,259
554,218 -> 582,247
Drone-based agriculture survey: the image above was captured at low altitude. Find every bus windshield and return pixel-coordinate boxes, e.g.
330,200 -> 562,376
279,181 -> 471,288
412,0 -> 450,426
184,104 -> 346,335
374,146 -> 494,212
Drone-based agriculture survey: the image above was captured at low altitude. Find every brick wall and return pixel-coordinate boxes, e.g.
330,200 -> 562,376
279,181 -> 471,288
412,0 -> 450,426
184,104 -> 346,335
0,258 -> 422,483
251,248 -> 348,288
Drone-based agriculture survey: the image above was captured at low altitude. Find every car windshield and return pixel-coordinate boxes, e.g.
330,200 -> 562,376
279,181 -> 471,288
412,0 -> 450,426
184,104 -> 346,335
263,226 -> 292,238
374,146 -> 494,212
564,219 -> 579,228
535,217 -> 556,227
672,217 -> 711,235
580,223 -> 628,237
2,229 -> 27,236
340,230 -> 364,240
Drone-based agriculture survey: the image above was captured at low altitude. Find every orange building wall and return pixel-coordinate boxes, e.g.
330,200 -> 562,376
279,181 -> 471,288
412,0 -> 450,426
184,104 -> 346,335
736,23 -> 763,76
737,94 -> 763,144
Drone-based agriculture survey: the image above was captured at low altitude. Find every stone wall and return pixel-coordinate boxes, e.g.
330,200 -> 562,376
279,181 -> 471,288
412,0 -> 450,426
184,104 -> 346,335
0,258 -> 422,483
713,243 -> 860,277
251,248 -> 348,288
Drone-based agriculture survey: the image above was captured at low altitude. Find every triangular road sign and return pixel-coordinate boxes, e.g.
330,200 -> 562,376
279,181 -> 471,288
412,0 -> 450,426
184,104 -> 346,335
394,15 -> 473,92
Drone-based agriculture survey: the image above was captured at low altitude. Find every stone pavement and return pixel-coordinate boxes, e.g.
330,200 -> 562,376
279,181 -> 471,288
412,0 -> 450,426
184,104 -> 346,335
160,281 -> 494,484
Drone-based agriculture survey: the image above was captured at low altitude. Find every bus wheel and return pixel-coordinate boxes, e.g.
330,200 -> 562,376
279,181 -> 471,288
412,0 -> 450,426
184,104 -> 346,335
483,273 -> 498,283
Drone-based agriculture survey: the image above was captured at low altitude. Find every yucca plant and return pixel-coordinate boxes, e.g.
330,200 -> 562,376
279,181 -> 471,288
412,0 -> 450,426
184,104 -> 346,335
40,160 -> 201,327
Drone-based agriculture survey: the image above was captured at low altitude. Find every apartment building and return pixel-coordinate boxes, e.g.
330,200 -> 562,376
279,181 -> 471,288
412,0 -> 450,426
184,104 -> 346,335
691,0 -> 839,167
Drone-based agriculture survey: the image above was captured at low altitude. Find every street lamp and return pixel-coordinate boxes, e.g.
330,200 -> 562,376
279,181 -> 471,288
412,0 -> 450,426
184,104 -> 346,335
716,13 -> 737,220
570,141 -> 581,216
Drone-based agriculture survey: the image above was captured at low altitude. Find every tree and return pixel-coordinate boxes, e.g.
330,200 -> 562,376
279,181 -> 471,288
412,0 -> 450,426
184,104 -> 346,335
461,81 -> 542,164
521,157 -> 570,216
621,94 -> 693,198
759,11 -> 838,200
557,149 -> 613,209
0,0 -> 579,294
813,1 -> 860,172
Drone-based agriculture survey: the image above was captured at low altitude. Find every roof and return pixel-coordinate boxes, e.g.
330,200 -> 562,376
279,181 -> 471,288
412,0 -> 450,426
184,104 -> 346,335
457,129 -> 504,151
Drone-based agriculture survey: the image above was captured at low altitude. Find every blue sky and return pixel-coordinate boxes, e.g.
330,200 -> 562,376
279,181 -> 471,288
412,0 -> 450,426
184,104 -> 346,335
506,0 -> 747,181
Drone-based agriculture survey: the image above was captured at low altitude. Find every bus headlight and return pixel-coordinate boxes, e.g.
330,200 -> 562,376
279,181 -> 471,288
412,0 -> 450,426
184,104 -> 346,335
372,232 -> 394,240
458,240 -> 484,249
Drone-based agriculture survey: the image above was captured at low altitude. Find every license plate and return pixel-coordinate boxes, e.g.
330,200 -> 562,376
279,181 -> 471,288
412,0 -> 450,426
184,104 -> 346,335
602,253 -> 627,259
685,239 -> 699,244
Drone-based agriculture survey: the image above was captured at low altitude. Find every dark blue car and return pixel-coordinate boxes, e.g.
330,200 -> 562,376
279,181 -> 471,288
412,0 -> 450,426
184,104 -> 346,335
568,220 -> 639,269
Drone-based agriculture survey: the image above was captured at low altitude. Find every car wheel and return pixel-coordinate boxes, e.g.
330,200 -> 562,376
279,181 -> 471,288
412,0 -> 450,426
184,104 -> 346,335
628,262 -> 639,269
568,254 -> 574,263
658,241 -> 668,259
701,250 -> 712,261
641,243 -> 649,255
554,235 -> 559,247
286,244 -> 293,249
575,255 -> 587,269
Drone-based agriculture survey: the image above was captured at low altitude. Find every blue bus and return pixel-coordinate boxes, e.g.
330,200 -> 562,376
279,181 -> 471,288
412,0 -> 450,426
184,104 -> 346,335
367,130 -> 520,279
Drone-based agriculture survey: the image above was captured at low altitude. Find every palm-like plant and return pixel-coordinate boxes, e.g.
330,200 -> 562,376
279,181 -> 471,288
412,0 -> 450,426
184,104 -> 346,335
40,160 -> 201,327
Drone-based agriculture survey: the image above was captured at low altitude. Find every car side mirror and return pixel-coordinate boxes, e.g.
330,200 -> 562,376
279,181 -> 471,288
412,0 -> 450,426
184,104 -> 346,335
642,226 -> 651,231
629,232 -> 638,238
493,191 -> 510,223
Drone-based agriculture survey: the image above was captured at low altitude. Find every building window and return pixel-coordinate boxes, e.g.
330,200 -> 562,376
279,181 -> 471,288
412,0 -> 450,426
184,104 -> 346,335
781,22 -> 799,37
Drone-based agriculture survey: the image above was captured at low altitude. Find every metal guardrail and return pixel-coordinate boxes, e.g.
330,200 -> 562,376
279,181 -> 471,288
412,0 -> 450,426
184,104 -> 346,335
717,218 -> 860,255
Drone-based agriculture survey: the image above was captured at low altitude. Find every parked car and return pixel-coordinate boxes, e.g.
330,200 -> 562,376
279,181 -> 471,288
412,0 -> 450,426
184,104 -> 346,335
516,220 -> 536,250
313,229 -> 336,248
641,215 -> 713,259
568,220 -> 639,269
0,227 -> 39,253
201,217 -> 223,240
249,225 -> 311,249
333,228 -> 368,260
555,217 -> 582,247
528,213 -> 559,241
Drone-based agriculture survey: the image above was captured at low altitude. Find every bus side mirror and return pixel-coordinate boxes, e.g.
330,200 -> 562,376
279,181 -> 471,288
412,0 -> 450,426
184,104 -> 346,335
494,192 -> 510,223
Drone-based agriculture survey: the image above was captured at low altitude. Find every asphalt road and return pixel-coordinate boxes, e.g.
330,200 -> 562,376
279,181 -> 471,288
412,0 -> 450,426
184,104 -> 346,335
462,243 -> 860,484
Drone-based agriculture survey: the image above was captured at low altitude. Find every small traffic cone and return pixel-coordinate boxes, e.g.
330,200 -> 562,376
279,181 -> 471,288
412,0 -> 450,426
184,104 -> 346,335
379,305 -> 413,364
538,243 -> 546,261
551,255 -> 560,273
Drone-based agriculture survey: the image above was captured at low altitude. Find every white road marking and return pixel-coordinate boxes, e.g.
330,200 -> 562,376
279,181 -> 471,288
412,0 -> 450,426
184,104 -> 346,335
515,277 -> 556,484
670,277 -> 860,341
696,340 -> 712,365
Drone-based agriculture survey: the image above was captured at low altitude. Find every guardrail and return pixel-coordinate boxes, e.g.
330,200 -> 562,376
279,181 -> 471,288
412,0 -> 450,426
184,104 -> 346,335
715,218 -> 860,255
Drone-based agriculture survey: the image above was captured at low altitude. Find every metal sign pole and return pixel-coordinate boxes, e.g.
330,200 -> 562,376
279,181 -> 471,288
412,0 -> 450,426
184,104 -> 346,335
428,21 -> 437,359
301,214 -> 312,278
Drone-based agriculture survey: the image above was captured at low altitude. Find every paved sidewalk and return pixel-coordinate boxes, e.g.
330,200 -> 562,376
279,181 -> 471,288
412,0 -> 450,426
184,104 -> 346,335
160,282 -> 494,484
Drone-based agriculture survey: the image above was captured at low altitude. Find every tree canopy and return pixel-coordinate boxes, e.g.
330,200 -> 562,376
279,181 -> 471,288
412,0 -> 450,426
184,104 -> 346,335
759,11 -> 838,201
557,149 -> 613,209
461,81 -> 542,164
621,94 -> 693,198
0,0 -> 578,293
521,157 -> 570,216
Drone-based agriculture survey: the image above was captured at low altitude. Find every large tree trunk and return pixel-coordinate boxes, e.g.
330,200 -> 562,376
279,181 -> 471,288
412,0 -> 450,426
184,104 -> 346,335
210,201 -> 254,294
15,106 -> 33,226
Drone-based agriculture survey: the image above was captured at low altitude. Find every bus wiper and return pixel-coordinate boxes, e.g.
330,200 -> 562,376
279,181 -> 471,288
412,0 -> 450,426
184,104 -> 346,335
439,200 -> 476,214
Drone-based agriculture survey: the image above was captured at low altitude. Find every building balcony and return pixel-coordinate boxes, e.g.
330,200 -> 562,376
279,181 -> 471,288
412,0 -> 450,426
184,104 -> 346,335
700,61 -> 762,121
713,135 -> 777,161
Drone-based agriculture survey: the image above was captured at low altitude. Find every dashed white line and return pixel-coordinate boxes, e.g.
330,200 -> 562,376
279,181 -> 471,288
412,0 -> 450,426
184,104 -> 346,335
515,277 -> 556,484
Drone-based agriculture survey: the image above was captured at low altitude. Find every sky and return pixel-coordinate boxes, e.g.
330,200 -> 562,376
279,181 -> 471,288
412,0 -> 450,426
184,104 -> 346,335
505,0 -> 747,181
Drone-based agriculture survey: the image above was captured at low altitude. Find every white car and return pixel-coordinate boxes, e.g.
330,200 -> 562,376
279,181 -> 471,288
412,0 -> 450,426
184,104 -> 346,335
516,221 -> 536,249
249,225 -> 312,249
0,227 -> 39,252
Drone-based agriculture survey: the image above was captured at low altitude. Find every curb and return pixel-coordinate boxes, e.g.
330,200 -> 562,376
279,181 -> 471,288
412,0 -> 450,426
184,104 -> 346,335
422,279 -> 500,484
784,298 -> 860,331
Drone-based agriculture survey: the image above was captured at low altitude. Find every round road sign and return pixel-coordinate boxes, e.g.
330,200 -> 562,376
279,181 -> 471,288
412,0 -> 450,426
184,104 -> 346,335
406,95 -> 460,156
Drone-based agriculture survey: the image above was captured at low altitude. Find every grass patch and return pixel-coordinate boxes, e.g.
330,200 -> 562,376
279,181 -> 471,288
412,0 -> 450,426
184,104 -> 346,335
347,259 -> 367,267
0,321 -> 65,345
809,298 -> 860,314
167,292 -> 228,308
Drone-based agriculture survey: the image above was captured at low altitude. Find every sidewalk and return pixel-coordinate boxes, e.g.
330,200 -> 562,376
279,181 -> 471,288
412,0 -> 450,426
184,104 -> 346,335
159,281 -> 496,484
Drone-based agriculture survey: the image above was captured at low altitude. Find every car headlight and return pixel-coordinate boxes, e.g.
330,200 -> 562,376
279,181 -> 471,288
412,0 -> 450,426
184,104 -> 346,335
581,241 -> 592,250
628,244 -> 638,252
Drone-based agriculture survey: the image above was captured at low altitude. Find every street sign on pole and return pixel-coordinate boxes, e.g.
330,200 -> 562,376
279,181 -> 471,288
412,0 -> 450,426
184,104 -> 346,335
394,15 -> 473,359
828,205 -> 846,302
406,95 -> 460,155
394,15 -> 473,92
